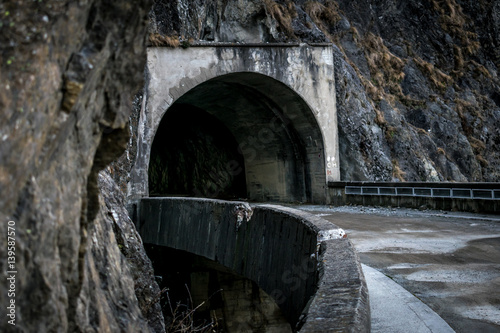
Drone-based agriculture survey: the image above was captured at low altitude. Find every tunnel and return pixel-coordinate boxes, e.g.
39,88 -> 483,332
148,72 -> 326,203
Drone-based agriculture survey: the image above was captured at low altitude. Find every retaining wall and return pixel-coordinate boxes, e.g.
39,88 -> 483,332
328,182 -> 500,213
132,197 -> 370,332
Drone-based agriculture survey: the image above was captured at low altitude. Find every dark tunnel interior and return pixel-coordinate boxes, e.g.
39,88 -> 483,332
148,73 -> 326,203
149,104 -> 247,199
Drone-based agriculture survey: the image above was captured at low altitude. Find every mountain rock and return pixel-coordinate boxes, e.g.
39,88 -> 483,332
0,1 -> 164,332
1,0 -> 499,331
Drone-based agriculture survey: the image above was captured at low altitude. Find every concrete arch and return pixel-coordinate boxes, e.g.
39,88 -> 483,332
129,44 -> 339,204
135,197 -> 370,331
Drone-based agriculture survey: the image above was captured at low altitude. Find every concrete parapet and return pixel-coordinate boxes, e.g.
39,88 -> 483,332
300,239 -> 370,332
134,197 -> 370,332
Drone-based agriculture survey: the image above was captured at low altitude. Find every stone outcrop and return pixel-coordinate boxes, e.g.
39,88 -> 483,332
0,1 -> 164,332
98,171 -> 165,332
332,0 -> 500,182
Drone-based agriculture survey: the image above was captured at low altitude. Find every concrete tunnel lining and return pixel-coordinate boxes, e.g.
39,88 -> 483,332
149,72 -> 326,203
128,45 -> 340,204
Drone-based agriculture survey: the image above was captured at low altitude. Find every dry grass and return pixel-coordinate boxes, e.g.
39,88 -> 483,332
304,0 -> 341,29
392,159 -> 406,181
469,136 -> 486,152
435,147 -> 453,163
350,26 -> 360,42
384,125 -> 397,142
149,33 -> 180,47
414,56 -> 453,91
430,0 -> 465,26
364,33 -> 405,71
469,131 -> 489,168
417,127 -> 429,135
363,78 -> 384,102
374,108 -> 386,126
455,98 -> 474,136
453,45 -> 464,73
263,0 -> 297,37
455,97 -> 484,126
430,0 -> 480,55
61,80 -> 84,113
454,97 -> 488,168
469,60 -> 492,79
476,154 -> 489,167
366,34 -> 405,87
354,32 -> 407,104
164,286 -> 221,333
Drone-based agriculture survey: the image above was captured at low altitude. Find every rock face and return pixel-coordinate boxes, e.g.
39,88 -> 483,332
148,0 -> 500,182
332,0 -> 500,182
98,171 -> 165,332
0,1 -> 164,332
1,0 -> 498,331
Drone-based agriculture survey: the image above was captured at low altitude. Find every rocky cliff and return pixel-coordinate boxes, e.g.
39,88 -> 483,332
149,0 -> 500,182
0,1 -> 164,332
1,0 -> 499,332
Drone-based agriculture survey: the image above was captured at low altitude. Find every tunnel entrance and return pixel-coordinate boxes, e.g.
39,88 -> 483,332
148,72 -> 326,203
149,104 -> 247,199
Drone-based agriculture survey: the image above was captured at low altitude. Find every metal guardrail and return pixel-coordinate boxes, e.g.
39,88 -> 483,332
345,186 -> 500,200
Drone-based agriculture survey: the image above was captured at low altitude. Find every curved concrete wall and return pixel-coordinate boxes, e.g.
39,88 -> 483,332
134,197 -> 369,332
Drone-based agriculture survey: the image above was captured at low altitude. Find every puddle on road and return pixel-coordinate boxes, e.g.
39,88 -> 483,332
385,228 -> 437,233
458,305 -> 500,326
405,267 -> 500,283
387,263 -> 432,269
350,233 -> 500,255
314,213 -> 333,217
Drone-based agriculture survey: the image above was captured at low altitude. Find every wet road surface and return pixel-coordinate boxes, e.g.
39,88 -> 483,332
294,205 -> 500,333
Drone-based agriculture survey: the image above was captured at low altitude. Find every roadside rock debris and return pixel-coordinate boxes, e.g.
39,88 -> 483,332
319,228 -> 347,241
233,202 -> 253,230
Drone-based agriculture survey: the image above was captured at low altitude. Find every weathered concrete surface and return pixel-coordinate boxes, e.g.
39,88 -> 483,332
296,205 -> 500,332
133,198 -> 370,332
128,44 -> 339,204
362,264 -> 454,333
300,239 -> 370,332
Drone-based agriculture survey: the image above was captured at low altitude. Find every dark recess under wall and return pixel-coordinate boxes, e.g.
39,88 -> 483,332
145,245 -> 292,332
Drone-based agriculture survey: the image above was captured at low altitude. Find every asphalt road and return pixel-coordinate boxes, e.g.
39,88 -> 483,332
294,205 -> 500,333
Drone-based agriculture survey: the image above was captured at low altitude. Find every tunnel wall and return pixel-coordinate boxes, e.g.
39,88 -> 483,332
128,44 -> 339,204
133,197 -> 370,332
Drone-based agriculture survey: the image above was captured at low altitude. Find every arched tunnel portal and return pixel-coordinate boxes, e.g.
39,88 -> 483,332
128,45 -> 340,204
126,45 -> 368,333
149,72 -> 325,203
